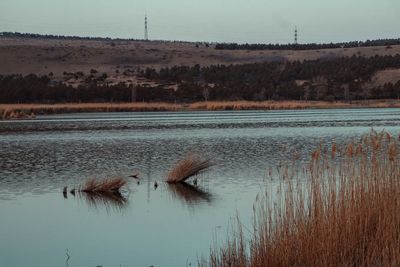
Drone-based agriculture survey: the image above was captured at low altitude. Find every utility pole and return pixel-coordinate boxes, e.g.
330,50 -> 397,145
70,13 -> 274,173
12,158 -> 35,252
144,14 -> 148,41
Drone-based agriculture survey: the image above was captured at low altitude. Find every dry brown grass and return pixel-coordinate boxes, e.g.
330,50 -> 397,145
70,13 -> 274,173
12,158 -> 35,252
190,100 -> 312,110
80,177 -> 126,193
0,106 -> 35,119
202,130 -> 400,267
190,100 -> 400,111
3,100 -> 400,119
166,154 -> 212,183
0,102 -> 182,119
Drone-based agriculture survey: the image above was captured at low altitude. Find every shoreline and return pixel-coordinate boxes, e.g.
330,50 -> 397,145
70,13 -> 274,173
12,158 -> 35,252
2,100 -> 400,120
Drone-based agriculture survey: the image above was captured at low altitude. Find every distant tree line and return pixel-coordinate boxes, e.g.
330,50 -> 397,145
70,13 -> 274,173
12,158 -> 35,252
0,32 -> 121,42
139,55 -> 400,101
0,74 -> 176,103
215,39 -> 400,51
4,32 -> 400,51
0,32 -> 206,45
1,55 -> 400,103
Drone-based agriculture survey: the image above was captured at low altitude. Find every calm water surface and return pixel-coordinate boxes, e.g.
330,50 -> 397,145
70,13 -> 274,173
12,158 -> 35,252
1,109 -> 400,267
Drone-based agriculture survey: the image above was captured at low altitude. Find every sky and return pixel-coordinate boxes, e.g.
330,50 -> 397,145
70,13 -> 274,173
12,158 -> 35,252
0,0 -> 399,44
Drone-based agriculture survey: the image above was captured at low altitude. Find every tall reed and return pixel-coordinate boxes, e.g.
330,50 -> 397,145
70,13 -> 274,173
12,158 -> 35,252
202,130 -> 400,267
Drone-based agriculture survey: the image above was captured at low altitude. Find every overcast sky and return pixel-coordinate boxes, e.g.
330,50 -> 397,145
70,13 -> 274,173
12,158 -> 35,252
0,0 -> 399,43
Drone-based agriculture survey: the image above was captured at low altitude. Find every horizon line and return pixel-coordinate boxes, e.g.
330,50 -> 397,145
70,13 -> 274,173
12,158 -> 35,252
1,31 -> 400,46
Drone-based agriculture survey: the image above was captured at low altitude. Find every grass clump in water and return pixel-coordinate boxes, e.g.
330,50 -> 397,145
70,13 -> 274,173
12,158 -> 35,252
81,177 -> 127,193
166,154 -> 212,183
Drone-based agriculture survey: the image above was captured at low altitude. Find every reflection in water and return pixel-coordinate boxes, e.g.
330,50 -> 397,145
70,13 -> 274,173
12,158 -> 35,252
76,191 -> 129,212
65,249 -> 70,267
167,182 -> 212,205
63,186 -> 68,199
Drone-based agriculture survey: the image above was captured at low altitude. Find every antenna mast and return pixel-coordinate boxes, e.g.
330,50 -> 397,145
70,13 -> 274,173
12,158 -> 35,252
294,26 -> 298,45
144,14 -> 148,41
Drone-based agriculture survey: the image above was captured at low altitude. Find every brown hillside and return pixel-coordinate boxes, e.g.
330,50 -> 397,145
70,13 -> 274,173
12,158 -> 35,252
1,36 -> 400,80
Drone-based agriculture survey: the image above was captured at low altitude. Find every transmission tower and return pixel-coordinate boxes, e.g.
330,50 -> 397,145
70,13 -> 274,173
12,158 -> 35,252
144,14 -> 148,41
294,26 -> 298,45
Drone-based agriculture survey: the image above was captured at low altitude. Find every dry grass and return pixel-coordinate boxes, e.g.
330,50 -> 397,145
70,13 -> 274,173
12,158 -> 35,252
190,100 -> 312,110
0,107 -> 35,119
80,177 -> 126,193
166,154 -> 212,183
0,102 -> 182,119
190,100 -> 400,111
202,130 -> 400,267
3,100 -> 400,119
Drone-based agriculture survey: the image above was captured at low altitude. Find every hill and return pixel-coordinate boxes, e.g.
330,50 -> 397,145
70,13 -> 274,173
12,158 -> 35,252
1,33 -> 400,107
1,34 -> 400,80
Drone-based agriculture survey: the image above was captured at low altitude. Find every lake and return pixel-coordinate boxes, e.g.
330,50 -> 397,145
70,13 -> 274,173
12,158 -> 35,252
1,108 -> 400,267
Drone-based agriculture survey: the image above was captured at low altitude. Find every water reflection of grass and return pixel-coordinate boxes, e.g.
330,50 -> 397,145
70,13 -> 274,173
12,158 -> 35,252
64,177 -> 129,212
167,182 -> 212,204
78,191 -> 128,212
203,130 -> 400,267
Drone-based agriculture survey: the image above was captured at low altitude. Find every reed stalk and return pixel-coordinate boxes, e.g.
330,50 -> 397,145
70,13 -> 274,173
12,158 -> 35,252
202,130 -> 400,267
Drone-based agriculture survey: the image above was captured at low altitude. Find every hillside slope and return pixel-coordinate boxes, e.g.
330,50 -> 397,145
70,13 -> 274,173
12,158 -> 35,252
1,36 -> 400,79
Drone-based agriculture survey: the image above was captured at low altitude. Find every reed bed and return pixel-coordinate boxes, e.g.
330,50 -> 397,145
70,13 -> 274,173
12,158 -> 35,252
0,102 -> 181,119
190,100 -> 400,111
0,107 -> 35,120
166,154 -> 212,183
2,100 -> 400,119
190,100 -> 314,110
80,177 -> 126,193
202,130 -> 400,267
